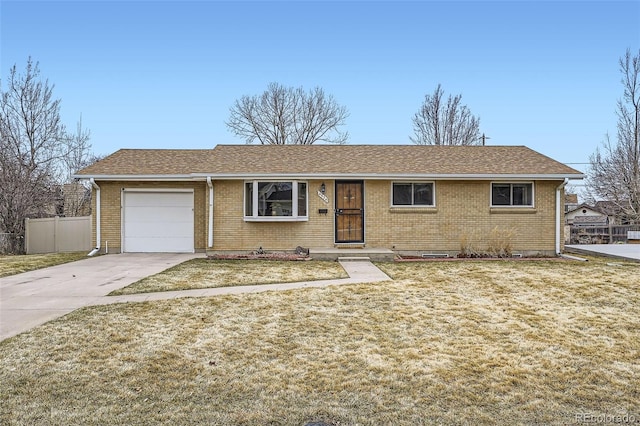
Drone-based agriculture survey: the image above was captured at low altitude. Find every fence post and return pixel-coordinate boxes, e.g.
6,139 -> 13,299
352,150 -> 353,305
54,216 -> 60,253
609,223 -> 613,244
25,218 -> 30,254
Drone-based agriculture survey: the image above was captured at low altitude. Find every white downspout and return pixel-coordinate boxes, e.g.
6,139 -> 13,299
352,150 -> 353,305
88,178 -> 101,256
207,177 -> 214,248
555,178 -> 569,255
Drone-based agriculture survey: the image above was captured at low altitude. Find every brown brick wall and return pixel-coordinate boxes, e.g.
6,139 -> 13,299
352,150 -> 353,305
212,179 -> 563,255
212,180 -> 335,250
92,179 -> 563,255
91,181 -> 207,253
364,180 -> 561,255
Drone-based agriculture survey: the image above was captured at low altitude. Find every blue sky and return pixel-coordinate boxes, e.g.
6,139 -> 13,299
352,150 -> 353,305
1,1 -> 639,175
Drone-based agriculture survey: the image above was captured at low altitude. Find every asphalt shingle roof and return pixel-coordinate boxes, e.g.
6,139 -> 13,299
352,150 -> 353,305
75,144 -> 584,178
77,149 -> 216,176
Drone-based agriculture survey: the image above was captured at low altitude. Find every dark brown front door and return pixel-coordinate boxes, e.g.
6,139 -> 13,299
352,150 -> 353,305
335,181 -> 364,243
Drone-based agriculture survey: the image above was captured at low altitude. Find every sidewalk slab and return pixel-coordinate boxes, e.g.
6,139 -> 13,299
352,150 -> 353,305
311,247 -> 395,261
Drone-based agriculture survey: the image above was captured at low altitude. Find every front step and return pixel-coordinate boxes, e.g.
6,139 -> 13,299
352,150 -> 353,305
337,256 -> 371,262
310,247 -> 394,262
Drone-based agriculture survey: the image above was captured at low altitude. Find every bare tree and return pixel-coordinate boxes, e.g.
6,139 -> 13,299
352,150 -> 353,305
61,117 -> 102,216
226,82 -> 349,144
0,58 -> 94,251
411,84 -> 481,145
586,49 -> 640,224
62,116 -> 92,182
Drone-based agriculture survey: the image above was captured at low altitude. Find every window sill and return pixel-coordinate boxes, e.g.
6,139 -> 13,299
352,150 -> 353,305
244,216 -> 309,222
389,207 -> 438,214
490,207 -> 537,214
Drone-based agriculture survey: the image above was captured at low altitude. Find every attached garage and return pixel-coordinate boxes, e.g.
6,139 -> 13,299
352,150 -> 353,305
122,189 -> 195,253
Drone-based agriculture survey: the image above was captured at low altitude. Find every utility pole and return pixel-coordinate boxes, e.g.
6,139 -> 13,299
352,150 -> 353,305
480,133 -> 491,146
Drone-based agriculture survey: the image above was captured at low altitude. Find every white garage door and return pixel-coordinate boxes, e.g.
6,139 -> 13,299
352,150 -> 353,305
122,190 -> 194,253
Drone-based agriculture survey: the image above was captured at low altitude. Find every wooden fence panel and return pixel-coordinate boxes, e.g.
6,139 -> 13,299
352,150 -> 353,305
25,216 -> 92,254
569,224 -> 640,245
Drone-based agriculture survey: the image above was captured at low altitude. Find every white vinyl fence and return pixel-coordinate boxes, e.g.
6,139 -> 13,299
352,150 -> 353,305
25,216 -> 92,254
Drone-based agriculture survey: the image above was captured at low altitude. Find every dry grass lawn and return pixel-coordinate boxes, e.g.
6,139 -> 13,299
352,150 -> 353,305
1,257 -> 639,425
109,259 -> 349,295
0,252 -> 88,278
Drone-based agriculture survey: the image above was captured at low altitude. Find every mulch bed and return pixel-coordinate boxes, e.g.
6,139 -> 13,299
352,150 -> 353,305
207,253 -> 573,262
207,252 -> 311,261
395,254 -> 569,262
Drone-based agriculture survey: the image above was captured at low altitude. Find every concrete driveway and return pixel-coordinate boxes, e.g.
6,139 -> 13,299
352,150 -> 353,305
0,253 -> 201,341
565,244 -> 640,262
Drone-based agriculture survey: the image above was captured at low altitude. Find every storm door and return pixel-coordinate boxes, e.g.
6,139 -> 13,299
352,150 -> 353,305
335,181 -> 364,243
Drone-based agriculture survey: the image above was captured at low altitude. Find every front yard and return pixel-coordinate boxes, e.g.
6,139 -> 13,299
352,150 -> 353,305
0,252 -> 88,278
109,258 -> 348,295
1,257 -> 638,425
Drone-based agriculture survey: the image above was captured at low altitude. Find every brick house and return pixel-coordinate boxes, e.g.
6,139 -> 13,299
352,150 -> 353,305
74,144 -> 584,259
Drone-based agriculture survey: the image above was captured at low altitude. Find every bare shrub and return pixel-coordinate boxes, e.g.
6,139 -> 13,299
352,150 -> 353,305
459,229 -> 483,257
487,226 -> 517,258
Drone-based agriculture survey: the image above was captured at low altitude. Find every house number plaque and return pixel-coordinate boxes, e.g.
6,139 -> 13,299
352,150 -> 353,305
317,190 -> 329,204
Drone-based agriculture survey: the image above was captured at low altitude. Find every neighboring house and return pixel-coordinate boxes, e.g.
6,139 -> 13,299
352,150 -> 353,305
593,200 -> 624,225
565,204 -> 609,227
564,193 -> 579,213
63,182 -> 92,217
74,145 -> 584,258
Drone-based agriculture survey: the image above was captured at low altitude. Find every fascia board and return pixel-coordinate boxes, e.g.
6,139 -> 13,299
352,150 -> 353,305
75,172 -> 586,181
194,173 -> 586,180
72,174 -> 201,181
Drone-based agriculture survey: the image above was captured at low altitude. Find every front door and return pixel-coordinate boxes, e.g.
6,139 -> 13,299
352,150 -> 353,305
335,181 -> 364,243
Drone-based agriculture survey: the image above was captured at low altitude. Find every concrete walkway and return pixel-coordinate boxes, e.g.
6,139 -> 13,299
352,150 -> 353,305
98,260 -> 392,305
565,244 -> 640,262
0,255 -> 391,341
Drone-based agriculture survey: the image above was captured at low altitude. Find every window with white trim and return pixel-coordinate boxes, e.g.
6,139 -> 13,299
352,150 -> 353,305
244,181 -> 307,220
392,182 -> 434,206
491,183 -> 533,206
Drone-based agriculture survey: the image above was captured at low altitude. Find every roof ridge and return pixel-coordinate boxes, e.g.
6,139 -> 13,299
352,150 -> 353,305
212,144 -> 530,148
75,144 -> 584,178
117,148 -> 213,151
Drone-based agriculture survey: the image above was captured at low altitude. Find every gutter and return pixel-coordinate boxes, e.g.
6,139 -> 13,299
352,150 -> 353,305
72,174 -> 195,181
556,178 -> 569,255
207,177 -> 213,248
74,172 -> 587,181
191,172 -> 587,181
88,178 -> 101,256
